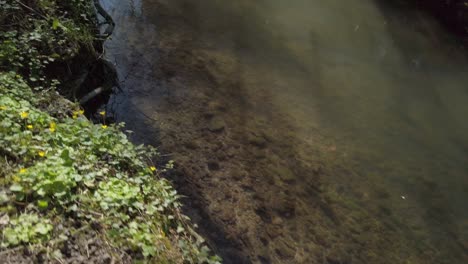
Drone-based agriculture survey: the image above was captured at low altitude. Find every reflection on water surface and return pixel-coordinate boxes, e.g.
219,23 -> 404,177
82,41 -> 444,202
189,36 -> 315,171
103,0 -> 468,263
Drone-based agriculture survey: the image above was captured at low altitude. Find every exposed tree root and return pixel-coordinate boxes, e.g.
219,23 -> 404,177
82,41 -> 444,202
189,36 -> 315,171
93,0 -> 115,39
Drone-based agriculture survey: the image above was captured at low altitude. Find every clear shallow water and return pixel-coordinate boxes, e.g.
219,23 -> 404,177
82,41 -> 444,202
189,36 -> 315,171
102,0 -> 468,263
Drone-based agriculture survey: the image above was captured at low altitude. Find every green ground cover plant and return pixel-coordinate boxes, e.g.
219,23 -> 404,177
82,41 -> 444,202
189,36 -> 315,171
0,0 -> 219,262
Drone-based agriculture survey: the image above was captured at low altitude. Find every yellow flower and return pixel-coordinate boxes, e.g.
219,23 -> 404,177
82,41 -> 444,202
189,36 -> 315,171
27,124 -> 33,130
101,125 -> 108,129
72,110 -> 84,119
99,111 -> 106,116
20,111 -> 28,119
38,151 -> 46,157
49,122 -> 56,132
19,168 -> 27,174
150,166 -> 157,172
0,105 -> 6,110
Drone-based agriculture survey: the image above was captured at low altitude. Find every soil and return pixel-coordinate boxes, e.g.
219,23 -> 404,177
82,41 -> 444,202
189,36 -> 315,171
0,225 -> 131,264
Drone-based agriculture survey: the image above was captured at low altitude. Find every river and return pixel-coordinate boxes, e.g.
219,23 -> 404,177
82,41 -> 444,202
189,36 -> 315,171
101,0 -> 468,263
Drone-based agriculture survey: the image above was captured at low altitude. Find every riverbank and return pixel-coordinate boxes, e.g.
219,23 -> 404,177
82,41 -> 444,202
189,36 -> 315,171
0,1 -> 218,263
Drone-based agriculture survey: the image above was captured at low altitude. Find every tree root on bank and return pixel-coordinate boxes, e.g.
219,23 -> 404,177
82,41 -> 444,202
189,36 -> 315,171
74,58 -> 120,105
67,0 -> 119,107
70,71 -> 89,100
93,0 -> 115,39
79,86 -> 105,105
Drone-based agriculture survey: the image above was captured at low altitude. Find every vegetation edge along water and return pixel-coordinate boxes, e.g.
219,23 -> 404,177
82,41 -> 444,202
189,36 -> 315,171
0,0 -> 220,263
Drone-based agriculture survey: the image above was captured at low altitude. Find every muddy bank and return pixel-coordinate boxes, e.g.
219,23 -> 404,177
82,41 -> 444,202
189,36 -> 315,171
104,0 -> 468,263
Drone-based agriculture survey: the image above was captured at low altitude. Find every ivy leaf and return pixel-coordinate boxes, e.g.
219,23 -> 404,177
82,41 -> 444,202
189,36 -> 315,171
35,223 -> 51,235
37,200 -> 48,209
10,184 -> 23,192
67,204 -> 78,212
3,228 -> 19,246
52,18 -> 60,30
60,149 -> 73,166
176,225 -> 185,233
74,174 -> 83,182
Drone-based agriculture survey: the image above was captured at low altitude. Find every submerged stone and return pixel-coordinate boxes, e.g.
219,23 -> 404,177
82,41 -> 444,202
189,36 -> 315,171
272,216 -> 283,225
274,239 -> 296,259
272,164 -> 296,183
207,161 -> 221,171
208,116 -> 226,132
247,132 -> 267,147
184,139 -> 200,149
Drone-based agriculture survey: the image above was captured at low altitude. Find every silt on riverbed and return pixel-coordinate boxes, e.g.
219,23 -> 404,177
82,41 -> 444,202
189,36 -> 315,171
103,0 -> 468,263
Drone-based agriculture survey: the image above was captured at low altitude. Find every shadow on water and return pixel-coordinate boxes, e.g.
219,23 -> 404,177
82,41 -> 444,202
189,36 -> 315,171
373,0 -> 468,257
102,0 -> 468,263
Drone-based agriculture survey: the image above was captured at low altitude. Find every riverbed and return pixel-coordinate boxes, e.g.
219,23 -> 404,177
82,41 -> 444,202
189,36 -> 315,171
101,0 -> 468,263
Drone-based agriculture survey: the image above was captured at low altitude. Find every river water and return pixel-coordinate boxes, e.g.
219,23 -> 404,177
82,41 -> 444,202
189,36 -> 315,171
101,0 -> 468,263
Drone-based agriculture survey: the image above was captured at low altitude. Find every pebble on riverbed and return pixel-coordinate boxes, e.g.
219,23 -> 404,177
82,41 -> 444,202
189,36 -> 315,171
268,164 -> 296,183
208,116 -> 226,132
247,132 -> 267,147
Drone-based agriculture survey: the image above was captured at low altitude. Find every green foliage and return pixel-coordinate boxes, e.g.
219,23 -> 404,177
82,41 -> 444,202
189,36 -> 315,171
11,157 -> 80,199
1,213 -> 53,247
0,0 -> 95,83
0,1 -> 220,262
0,73 -> 220,262
95,178 -> 142,210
